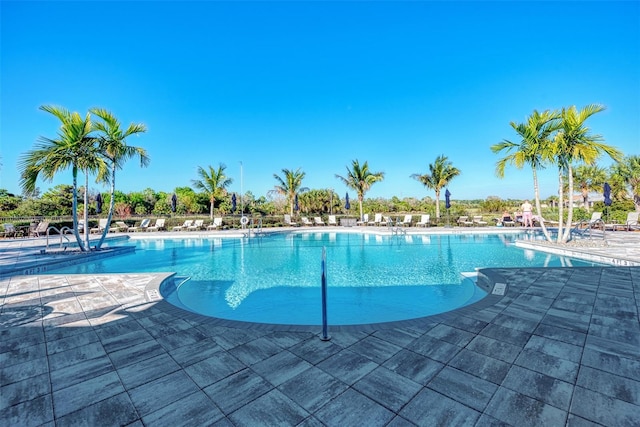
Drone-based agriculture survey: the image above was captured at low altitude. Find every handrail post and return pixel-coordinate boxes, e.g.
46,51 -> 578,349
320,247 -> 331,341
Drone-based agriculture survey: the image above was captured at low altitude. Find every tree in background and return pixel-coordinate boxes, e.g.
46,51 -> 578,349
192,164 -> 233,220
612,155 -> 640,211
271,168 -> 308,216
554,104 -> 622,242
336,160 -> 384,221
91,108 -> 148,249
411,155 -> 460,220
572,164 -> 607,211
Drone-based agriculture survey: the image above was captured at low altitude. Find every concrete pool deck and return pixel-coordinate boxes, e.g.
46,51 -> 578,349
1,228 -> 639,426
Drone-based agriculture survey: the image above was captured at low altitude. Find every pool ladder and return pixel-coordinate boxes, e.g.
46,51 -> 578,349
571,218 -> 606,242
243,217 -> 263,238
388,221 -> 407,236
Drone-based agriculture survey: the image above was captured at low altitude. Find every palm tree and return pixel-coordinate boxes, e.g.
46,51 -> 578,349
271,168 -> 308,216
554,104 -> 622,242
192,164 -> 233,219
91,108 -> 148,248
491,110 -> 560,242
19,105 -> 107,251
411,155 -> 461,220
335,159 -> 384,221
573,164 -> 607,211
612,155 -> 640,211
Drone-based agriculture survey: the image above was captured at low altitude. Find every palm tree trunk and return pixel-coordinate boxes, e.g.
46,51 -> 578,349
532,168 -> 552,242
83,173 -> 90,251
435,189 -> 441,219
210,196 -> 214,220
97,164 -> 116,249
71,166 -> 85,251
562,165 -> 575,243
557,170 -> 565,243
358,195 -> 364,221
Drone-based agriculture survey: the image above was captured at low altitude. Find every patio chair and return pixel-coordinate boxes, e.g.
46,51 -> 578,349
356,213 -> 369,226
314,217 -> 326,226
369,213 -> 382,226
207,217 -> 223,230
115,221 -> 129,232
398,215 -> 413,227
172,219 -> 193,231
416,214 -> 431,227
2,223 -> 19,238
328,215 -> 338,226
30,221 -> 50,237
128,219 -> 150,232
284,214 -> 298,227
188,219 -> 205,231
147,218 -> 166,232
457,216 -> 473,227
91,218 -> 118,234
473,216 -> 488,226
609,212 -> 639,231
301,217 -> 314,226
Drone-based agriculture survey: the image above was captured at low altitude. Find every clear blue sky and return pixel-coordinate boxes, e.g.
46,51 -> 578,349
1,1 -> 639,202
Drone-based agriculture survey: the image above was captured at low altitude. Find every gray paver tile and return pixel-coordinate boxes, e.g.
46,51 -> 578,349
448,348 -> 510,384
168,337 -> 222,366
502,365 -> 573,410
0,394 -> 53,427
570,386 -> 640,426
0,355 -> 49,385
142,390 -> 224,426
428,366 -> 497,411
534,323 -> 586,347
353,366 -> 422,412
55,392 -> 137,427
46,329 -> 99,354
581,347 -> 640,382
228,389 -> 309,427
372,327 -> 422,347
277,366 -> 348,413
576,365 -> 640,406
184,350 -> 246,388
400,387 -> 480,426
50,355 -> 114,391
585,334 -> 640,361
288,336 -> 343,365
0,342 -> 46,368
383,348 -> 444,384
48,340 -> 107,371
316,348 -> 378,385
406,334 -> 461,363
484,386 -> 567,426
117,353 -> 181,389
465,334 -> 522,363
525,335 -> 583,363
129,370 -> 200,417
0,372 -> 50,411
481,323 -> 531,347
52,371 -> 124,418
107,338 -> 166,369
315,388 -> 394,427
228,336 -> 284,366
204,368 -> 272,415
348,335 -> 403,364
426,323 -> 475,346
251,350 -> 312,386
515,348 -> 579,383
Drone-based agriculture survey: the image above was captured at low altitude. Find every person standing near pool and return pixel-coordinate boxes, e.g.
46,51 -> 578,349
521,200 -> 533,227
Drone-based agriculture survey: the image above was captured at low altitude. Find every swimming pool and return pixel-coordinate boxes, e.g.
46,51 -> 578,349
51,231 -> 601,325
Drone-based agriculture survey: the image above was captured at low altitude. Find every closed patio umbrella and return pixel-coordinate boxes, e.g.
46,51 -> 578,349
345,193 -> 350,210
96,193 -> 103,214
294,194 -> 299,212
171,193 -> 177,213
603,183 -> 612,222
231,193 -> 237,213
445,189 -> 451,209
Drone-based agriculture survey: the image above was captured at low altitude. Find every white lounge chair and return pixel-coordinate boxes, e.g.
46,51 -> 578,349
457,216 -> 473,227
369,213 -> 382,226
609,212 -> 639,231
92,218 -> 119,234
314,217 -> 326,226
398,215 -> 412,227
356,214 -> 369,226
115,221 -> 129,232
188,219 -> 204,231
172,219 -> 193,231
284,214 -> 298,227
207,217 -> 223,230
147,218 -> 166,232
416,214 -> 431,227
128,219 -> 150,232
301,217 -> 313,226
328,215 -> 338,226
473,216 -> 488,226
30,221 -> 50,237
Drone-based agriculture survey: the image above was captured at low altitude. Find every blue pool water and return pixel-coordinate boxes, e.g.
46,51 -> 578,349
51,231 -> 601,325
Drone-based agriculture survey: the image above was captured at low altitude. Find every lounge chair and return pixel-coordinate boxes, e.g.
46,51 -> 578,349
398,215 -> 413,227
147,218 -> 166,232
356,214 -> 369,226
114,221 -> 129,232
369,213 -> 382,226
586,211 -> 603,229
91,218 -> 118,234
473,215 -> 488,226
30,221 -> 50,237
2,223 -> 20,238
65,220 -> 85,234
457,216 -> 473,227
416,214 -> 431,227
301,217 -> 314,226
383,216 -> 392,226
609,212 -> 639,231
188,219 -> 204,231
128,219 -> 150,232
207,217 -> 223,230
314,217 -> 326,226
328,215 -> 338,226
172,219 -> 193,231
284,214 -> 298,227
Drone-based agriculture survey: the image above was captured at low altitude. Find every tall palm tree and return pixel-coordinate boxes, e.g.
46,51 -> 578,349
91,108 -> 148,248
335,159 -> 384,221
411,155 -> 461,220
554,104 -> 622,242
19,105 -> 107,251
192,164 -> 233,219
491,110 -> 560,242
612,155 -> 640,211
271,168 -> 308,216
573,164 -> 607,211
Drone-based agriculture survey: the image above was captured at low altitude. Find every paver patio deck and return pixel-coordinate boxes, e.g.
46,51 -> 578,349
1,228 -> 639,426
